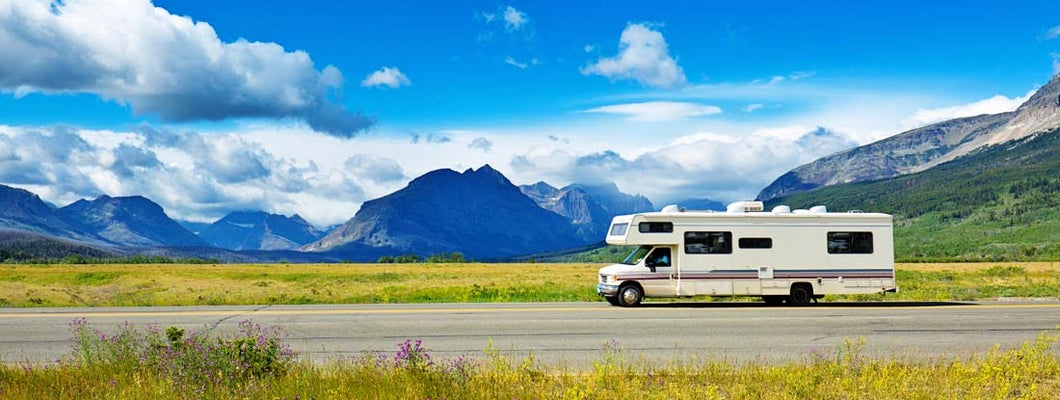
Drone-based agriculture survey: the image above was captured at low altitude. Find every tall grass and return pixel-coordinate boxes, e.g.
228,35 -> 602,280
2,320 -> 1060,399
1,262 -> 1059,307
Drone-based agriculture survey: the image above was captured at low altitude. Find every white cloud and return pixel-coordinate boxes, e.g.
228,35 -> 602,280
504,57 -> 528,69
1045,25 -> 1060,40
581,23 -> 687,88
582,101 -> 721,122
584,44 -> 595,53
1053,53 -> 1060,74
0,0 -> 372,138
503,6 -> 529,31
361,67 -> 412,88
343,154 -> 406,184
468,137 -> 494,152
900,91 -> 1033,129
742,103 -> 764,112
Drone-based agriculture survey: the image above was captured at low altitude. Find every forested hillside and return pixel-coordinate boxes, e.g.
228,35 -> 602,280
770,128 -> 1060,261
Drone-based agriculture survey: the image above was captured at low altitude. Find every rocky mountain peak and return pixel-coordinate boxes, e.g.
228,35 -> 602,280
758,72 -> 1060,201
60,195 -> 205,247
199,210 -> 321,251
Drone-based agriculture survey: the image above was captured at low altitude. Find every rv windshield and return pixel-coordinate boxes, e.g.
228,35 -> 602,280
621,245 -> 653,265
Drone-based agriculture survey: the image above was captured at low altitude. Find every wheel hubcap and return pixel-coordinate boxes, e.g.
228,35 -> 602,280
622,288 -> 638,304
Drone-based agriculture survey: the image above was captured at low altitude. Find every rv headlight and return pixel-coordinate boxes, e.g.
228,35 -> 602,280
607,275 -> 617,283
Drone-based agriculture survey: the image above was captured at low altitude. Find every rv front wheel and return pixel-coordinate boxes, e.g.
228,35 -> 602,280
617,284 -> 643,307
788,284 -> 813,306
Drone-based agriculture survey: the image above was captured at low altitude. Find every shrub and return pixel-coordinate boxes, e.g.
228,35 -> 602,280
69,318 -> 293,397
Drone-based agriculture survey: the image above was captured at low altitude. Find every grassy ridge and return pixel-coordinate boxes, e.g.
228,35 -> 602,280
1,262 -> 1059,307
2,318 -> 1059,399
771,128 -> 1060,261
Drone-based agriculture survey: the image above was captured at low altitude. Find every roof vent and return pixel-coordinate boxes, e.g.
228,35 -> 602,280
661,204 -> 680,213
809,205 -> 827,214
726,201 -> 764,213
772,205 -> 792,214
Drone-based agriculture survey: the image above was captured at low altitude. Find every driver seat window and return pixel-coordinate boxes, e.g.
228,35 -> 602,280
647,248 -> 671,267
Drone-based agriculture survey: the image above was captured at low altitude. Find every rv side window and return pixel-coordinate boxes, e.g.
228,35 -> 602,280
739,238 -> 773,249
827,232 -> 873,254
684,231 -> 732,254
609,223 -> 629,236
639,222 -> 673,233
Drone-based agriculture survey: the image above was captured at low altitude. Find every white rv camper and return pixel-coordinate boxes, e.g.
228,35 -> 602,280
597,201 -> 897,306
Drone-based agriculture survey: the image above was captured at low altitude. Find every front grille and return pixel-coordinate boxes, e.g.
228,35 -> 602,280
600,274 -> 607,284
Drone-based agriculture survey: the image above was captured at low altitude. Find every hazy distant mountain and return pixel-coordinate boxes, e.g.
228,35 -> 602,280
0,184 -> 103,244
60,195 -> 207,247
671,198 -> 726,211
304,165 -> 584,259
520,181 -> 654,241
199,211 -> 322,251
758,73 -> 1060,201
177,220 -> 212,235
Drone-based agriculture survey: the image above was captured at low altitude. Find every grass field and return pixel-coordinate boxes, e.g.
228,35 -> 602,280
0,262 -> 1059,307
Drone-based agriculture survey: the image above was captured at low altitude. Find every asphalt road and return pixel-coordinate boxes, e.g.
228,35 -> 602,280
2,301 -> 1059,367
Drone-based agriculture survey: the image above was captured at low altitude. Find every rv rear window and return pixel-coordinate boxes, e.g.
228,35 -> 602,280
609,223 -> 629,236
739,238 -> 773,249
684,231 -> 732,254
827,232 -> 873,254
639,222 -> 673,233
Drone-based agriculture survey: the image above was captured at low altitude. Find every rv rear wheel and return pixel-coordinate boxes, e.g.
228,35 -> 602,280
617,284 -> 643,307
788,284 -> 813,306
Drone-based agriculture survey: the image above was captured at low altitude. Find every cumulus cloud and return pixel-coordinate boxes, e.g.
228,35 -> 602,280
742,103 -> 764,112
582,101 -> 721,122
581,23 -> 687,88
468,137 -> 494,152
361,67 -> 412,88
900,91 -> 1033,129
343,154 -> 405,184
0,0 -> 373,138
503,6 -> 529,31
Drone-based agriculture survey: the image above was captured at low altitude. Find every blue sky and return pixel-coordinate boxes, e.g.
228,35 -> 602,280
1,0 -> 1059,226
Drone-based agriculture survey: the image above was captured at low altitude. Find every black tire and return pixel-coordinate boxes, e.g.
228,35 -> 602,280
762,295 -> 785,306
788,284 -> 813,306
604,296 -> 621,306
617,284 -> 643,307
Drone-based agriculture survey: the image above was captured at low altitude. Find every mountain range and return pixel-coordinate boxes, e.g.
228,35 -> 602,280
0,165 -> 659,261
758,73 -> 1060,201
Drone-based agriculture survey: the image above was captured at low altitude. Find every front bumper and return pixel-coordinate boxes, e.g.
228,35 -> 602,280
597,283 -> 618,297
